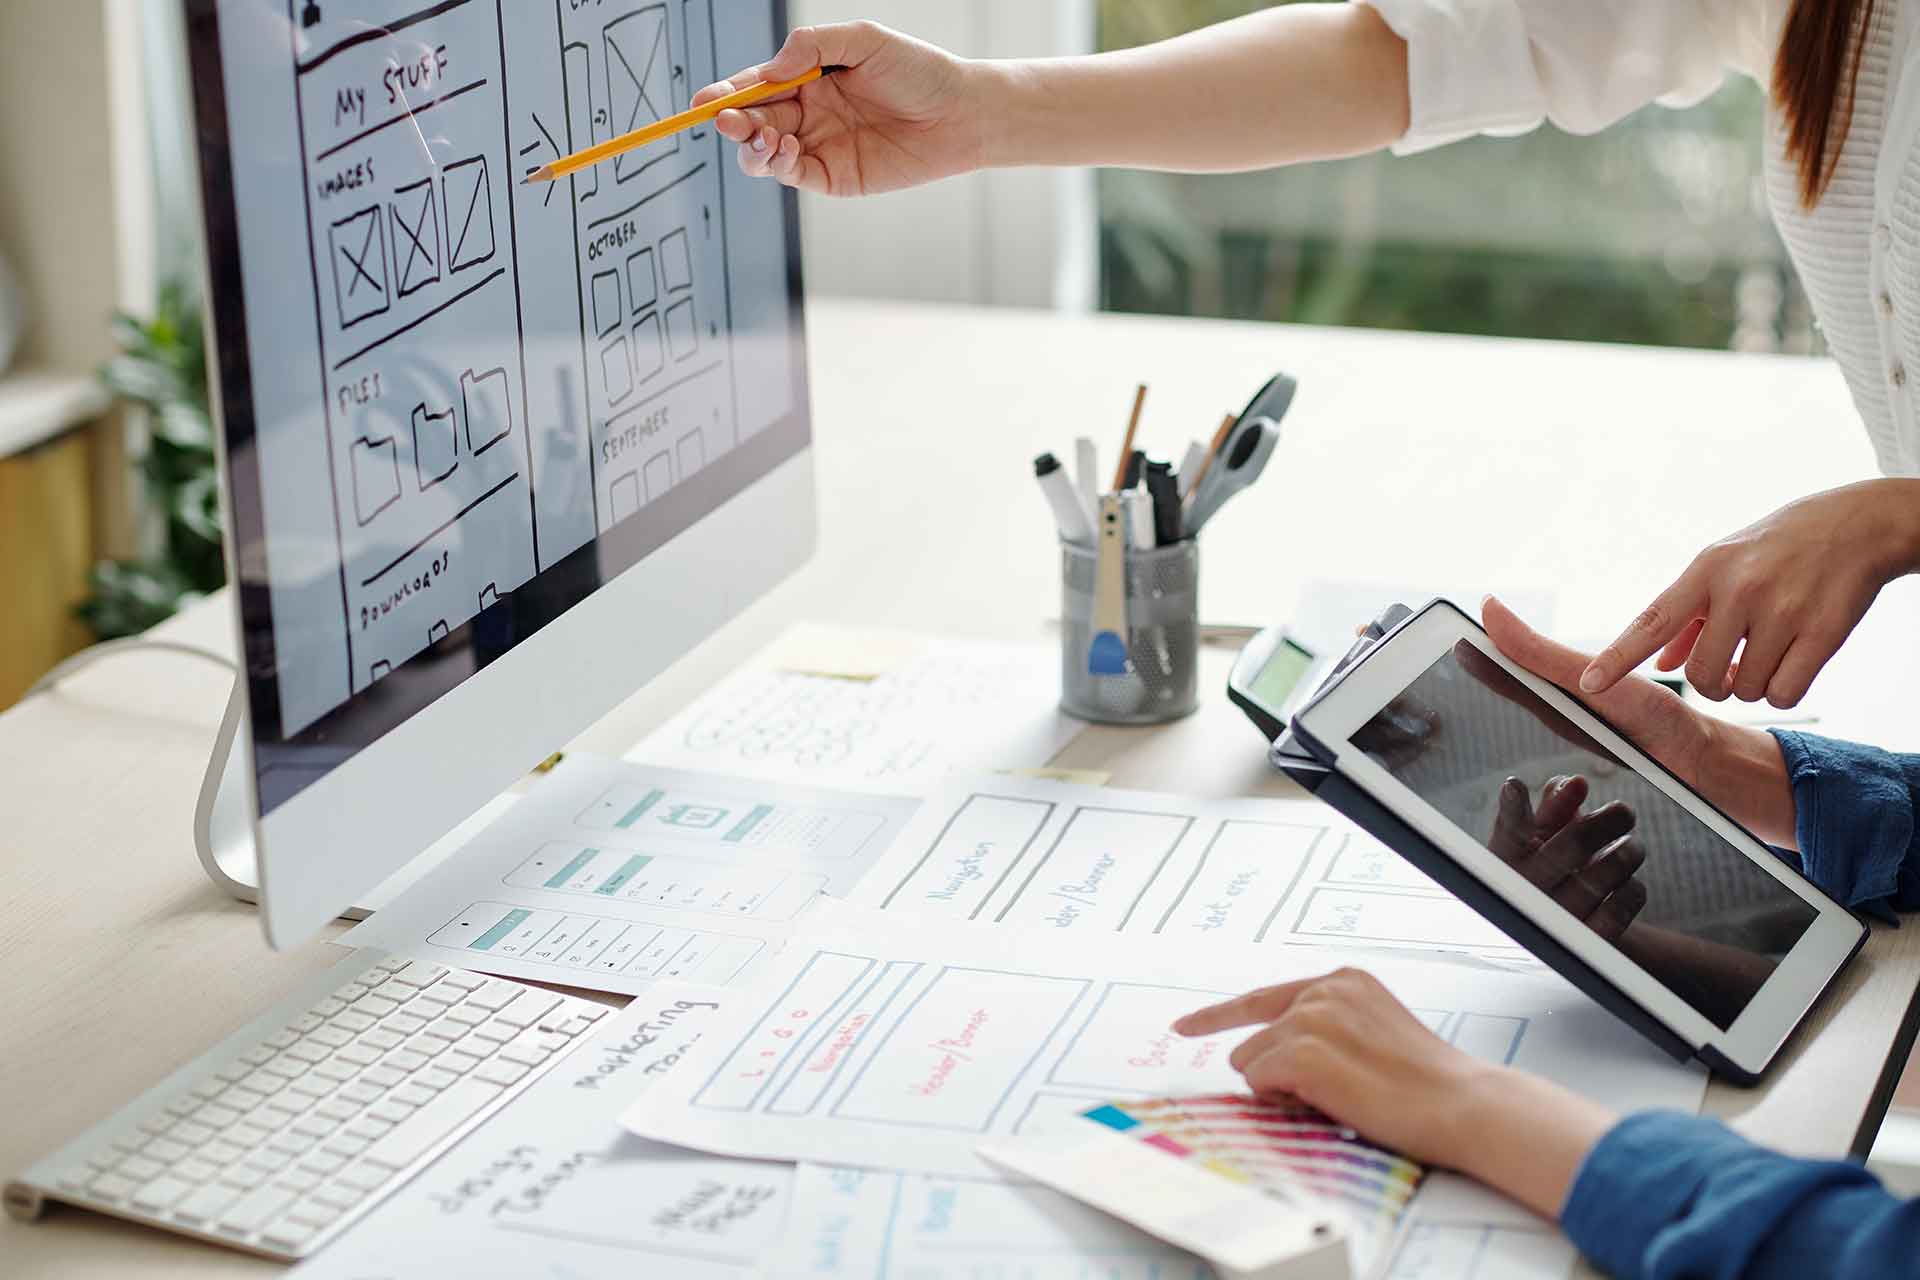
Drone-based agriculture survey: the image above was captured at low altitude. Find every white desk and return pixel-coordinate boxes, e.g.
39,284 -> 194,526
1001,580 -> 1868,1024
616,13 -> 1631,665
6,300 -> 1919,1277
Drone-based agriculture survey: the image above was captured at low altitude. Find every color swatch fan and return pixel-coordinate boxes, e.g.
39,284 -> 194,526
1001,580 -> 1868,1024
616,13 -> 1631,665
979,1094 -> 1424,1279
1086,1096 -> 1424,1268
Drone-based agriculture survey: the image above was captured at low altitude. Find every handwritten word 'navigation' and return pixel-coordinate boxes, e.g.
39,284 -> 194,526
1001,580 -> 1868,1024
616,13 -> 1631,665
926,844 -> 992,902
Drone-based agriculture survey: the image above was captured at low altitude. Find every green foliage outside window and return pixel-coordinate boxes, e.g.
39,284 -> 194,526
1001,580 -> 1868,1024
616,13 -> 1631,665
1098,0 -> 1815,353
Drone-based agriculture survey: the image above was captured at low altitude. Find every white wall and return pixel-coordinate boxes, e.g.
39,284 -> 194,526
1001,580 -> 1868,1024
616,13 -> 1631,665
790,0 -> 1095,309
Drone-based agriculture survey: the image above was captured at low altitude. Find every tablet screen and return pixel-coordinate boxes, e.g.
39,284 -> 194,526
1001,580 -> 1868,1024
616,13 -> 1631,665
1358,643 -> 1818,1029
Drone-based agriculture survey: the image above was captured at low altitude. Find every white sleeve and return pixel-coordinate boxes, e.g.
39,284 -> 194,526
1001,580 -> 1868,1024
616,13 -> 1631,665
1357,0 -> 1767,155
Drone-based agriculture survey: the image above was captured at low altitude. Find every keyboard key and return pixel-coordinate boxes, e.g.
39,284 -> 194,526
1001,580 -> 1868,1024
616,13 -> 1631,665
216,1183 -> 299,1235
335,1042 -> 383,1068
189,1080 -> 226,1101
473,1060 -> 528,1087
143,1138 -> 193,1164
290,1115 -> 335,1141
494,993 -> 561,1029
404,1035 -> 451,1059
170,1121 -> 218,1147
345,1117 -> 395,1142
313,1182 -> 368,1212
289,1014 -> 324,1035
263,1054 -> 311,1079
371,955 -> 409,974
358,1078 -> 505,1171
311,1059 -> 360,1085
315,1099 -> 360,1123
267,1131 -> 316,1158
284,1197 -> 343,1229
238,1046 -> 276,1068
392,1084 -> 437,1108
382,1050 -> 430,1074
366,1100 -> 417,1124
554,1016 -> 595,1038
274,1168 -> 322,1194
423,1017 -> 468,1043
197,1104 -> 243,1129
177,1157 -> 223,1184
242,1149 -> 293,1176
284,1040 -> 331,1065
386,1012 -> 429,1037
360,1064 -> 406,1089
464,981 -> 520,1012
131,1175 -> 195,1213
470,1020 -> 517,1045
202,1139 -> 248,1167
297,1150 -> 348,1177
225,1086 -> 269,1112
356,995 -> 400,1018
117,1155 -> 166,1182
359,1028 -> 404,1052
165,1096 -> 203,1118
332,1162 -> 389,1193
312,997 -> 347,1018
288,1076 -> 335,1101
336,982 -> 372,1003
496,1040 -> 551,1069
415,1067 -> 459,1094
439,971 -> 485,992
240,1071 -> 285,1096
409,995 -> 454,1019
260,1219 -> 319,1251
307,1024 -> 353,1049
332,1009 -> 376,1034
340,1080 -> 385,1105
441,1004 -> 489,1027
212,1063 -> 251,1085
262,1094 -> 308,1119
390,961 -> 449,988
136,1115 -> 175,1136
370,981 -> 418,1007
262,1029 -> 298,1051
88,1172 -> 139,1203
111,1133 -> 150,1154
439,1050 -> 484,1076
172,1182 -> 244,1225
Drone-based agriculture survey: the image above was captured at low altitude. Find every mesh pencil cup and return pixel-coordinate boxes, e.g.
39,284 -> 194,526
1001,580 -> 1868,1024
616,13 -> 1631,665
1059,539 -> 1200,724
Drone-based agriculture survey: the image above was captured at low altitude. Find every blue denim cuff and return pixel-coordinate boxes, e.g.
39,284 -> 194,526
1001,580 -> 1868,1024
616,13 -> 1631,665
1561,1111 -> 1755,1280
1772,731 -> 1913,921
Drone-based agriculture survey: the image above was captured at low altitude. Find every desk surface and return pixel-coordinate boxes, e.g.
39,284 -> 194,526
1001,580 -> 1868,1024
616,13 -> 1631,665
6,300 -> 1920,1277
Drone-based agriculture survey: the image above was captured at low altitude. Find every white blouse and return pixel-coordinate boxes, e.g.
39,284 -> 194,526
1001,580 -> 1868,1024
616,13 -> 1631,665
1361,0 -> 1920,478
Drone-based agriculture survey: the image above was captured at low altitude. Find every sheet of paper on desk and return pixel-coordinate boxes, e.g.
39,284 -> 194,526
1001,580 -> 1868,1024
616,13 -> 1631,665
773,1164 -> 1214,1279
340,754 -> 920,995
630,632 -> 1080,794
851,773 -> 1534,962
621,902 -> 1704,1187
289,987 -> 790,1280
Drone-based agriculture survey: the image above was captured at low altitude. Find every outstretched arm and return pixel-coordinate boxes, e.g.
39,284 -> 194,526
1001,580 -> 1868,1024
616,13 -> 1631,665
690,10 -> 1410,197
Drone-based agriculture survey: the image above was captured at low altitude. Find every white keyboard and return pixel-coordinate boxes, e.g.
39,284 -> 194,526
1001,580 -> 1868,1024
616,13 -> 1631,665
4,951 -> 607,1260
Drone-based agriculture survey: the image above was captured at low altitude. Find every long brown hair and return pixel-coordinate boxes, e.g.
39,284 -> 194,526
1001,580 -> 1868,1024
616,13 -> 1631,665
1774,0 -> 1878,207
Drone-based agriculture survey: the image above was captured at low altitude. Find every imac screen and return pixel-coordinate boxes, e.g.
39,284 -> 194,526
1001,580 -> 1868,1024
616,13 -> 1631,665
185,0 -> 808,813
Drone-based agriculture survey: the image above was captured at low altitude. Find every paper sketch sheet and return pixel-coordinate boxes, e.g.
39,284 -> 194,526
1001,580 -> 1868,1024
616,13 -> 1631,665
631,634 -> 1081,794
621,903 -> 1706,1192
289,987 -> 790,1280
342,755 -> 919,994
852,773 -> 1534,961
773,1164 -> 1213,1279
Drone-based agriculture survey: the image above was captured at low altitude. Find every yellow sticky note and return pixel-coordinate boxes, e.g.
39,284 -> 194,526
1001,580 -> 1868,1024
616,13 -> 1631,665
1000,767 -> 1113,787
765,623 -> 932,682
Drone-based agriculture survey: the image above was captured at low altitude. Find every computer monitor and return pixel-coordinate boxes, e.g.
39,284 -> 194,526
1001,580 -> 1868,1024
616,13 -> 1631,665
183,0 -> 815,948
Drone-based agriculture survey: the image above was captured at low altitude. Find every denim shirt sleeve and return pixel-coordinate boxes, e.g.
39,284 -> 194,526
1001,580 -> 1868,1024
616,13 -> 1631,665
1562,1112 -> 1920,1280
1769,731 -> 1920,922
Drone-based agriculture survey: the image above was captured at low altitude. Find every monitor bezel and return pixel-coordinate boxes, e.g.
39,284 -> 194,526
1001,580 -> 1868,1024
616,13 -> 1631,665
184,0 -> 817,947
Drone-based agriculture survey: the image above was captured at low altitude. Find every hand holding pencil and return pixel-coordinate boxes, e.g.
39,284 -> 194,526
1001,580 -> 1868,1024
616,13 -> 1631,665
695,23 -> 990,197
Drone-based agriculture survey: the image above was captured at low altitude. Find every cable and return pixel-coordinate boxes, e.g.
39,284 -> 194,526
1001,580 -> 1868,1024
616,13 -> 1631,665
25,637 -> 235,700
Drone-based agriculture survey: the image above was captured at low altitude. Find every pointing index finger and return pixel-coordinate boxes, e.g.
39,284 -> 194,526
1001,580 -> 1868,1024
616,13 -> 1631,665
1172,977 -> 1318,1037
1581,577 -> 1706,695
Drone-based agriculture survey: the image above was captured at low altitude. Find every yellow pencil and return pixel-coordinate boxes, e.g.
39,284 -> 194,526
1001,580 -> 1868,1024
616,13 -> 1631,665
525,66 -> 843,184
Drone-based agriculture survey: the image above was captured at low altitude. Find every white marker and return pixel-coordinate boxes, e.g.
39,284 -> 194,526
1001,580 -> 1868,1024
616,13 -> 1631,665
1074,438 -> 1100,530
1035,453 -> 1095,546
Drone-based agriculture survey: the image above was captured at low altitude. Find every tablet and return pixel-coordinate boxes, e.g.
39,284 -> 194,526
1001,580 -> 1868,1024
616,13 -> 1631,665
1288,599 -> 1866,1082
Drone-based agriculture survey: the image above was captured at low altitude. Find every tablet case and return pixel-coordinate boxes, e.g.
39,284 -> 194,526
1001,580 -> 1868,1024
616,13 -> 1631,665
1267,605 -> 1801,1086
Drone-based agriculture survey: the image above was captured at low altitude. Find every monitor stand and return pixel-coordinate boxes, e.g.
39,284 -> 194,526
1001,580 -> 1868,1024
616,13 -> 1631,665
195,683 -> 267,907
193,683 -> 513,921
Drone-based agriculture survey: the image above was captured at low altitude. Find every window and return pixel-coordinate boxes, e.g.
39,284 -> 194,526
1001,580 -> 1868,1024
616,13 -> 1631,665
1097,1 -> 1817,354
